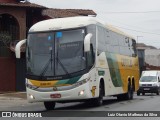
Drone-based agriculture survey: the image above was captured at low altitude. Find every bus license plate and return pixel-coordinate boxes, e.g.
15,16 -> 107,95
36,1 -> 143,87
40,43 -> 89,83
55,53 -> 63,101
50,94 -> 61,98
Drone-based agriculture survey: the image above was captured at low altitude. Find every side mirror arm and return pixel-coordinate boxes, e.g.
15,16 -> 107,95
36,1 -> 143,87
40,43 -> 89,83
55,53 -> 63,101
84,33 -> 92,52
15,39 -> 26,58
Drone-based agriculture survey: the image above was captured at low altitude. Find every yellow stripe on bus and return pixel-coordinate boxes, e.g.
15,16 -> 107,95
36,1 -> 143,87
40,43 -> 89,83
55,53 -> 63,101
29,79 -> 58,88
117,55 -> 139,93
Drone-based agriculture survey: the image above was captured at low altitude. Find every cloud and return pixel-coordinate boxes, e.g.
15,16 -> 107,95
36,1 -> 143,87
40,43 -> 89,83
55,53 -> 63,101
30,0 -> 160,48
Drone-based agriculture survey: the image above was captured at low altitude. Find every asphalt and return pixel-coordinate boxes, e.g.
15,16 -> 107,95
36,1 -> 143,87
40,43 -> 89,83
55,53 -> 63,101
0,92 -> 27,99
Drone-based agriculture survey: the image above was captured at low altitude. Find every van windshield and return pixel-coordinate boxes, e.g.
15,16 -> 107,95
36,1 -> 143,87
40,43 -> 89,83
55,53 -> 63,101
140,76 -> 157,82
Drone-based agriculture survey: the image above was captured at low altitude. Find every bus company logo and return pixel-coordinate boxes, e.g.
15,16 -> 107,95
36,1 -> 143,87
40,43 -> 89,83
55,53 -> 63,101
91,86 -> 96,97
53,87 -> 58,91
2,112 -> 11,117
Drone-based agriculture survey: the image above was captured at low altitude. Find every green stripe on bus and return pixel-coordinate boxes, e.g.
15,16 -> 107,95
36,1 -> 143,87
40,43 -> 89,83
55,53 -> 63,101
106,52 -> 123,87
55,76 -> 81,85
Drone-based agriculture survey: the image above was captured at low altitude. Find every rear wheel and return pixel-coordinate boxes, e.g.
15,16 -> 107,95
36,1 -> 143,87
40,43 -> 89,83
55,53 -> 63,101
44,101 -> 56,110
124,83 -> 133,100
117,94 -> 124,101
137,91 -> 140,96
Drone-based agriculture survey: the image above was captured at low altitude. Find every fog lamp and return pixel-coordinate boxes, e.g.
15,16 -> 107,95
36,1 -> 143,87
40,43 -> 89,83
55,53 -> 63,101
79,90 -> 85,96
29,94 -> 35,99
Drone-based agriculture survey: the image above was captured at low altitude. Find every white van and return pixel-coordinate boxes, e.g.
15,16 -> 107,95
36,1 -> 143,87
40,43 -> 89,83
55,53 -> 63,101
137,70 -> 160,95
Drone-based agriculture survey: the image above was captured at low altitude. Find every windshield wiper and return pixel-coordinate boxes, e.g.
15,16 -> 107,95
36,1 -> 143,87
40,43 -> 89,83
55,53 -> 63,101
55,42 -> 72,77
56,56 -> 72,77
39,59 -> 51,78
39,48 -> 53,78
39,48 -> 71,78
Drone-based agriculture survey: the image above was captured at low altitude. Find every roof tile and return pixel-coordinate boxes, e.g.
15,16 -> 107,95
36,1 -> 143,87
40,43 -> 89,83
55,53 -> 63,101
42,8 -> 97,18
0,2 -> 46,9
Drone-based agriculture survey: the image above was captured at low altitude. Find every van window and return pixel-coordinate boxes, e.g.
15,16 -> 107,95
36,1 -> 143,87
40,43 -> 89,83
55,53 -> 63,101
140,76 -> 157,82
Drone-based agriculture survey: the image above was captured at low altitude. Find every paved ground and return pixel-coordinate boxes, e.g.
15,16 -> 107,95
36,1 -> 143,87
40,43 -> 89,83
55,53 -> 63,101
0,92 -> 160,120
0,92 -> 28,109
0,92 -> 27,99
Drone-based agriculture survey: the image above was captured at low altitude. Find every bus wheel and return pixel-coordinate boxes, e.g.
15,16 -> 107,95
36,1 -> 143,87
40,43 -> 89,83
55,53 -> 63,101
92,82 -> 103,106
44,101 -> 56,110
124,83 -> 133,100
137,91 -> 140,96
117,95 -> 124,101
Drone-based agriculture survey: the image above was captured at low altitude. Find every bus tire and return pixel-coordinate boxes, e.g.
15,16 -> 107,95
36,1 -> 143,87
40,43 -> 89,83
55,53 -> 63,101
44,101 -> 56,110
117,94 -> 124,101
124,83 -> 133,100
137,91 -> 140,96
92,82 -> 104,106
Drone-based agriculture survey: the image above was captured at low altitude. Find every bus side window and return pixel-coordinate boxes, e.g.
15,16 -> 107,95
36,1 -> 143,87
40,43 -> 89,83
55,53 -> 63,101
87,44 -> 95,67
132,39 -> 137,57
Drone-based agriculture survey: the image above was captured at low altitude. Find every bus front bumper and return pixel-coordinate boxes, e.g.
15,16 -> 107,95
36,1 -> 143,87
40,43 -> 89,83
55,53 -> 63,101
26,82 -> 93,103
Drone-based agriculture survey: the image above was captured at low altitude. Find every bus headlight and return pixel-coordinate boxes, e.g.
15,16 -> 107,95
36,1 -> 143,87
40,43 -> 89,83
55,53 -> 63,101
73,78 -> 90,87
26,83 -> 39,90
78,90 -> 85,96
29,94 -> 35,99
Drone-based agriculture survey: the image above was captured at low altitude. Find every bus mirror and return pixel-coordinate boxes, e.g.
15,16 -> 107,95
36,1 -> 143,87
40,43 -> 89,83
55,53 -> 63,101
84,33 -> 92,52
15,39 -> 26,58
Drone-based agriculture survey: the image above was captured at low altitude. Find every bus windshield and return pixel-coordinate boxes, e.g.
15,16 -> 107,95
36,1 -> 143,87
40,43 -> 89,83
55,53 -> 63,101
26,28 -> 87,78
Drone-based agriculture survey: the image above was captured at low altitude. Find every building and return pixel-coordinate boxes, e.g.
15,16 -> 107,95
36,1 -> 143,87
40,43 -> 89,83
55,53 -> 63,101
0,0 -> 96,91
145,49 -> 160,70
136,43 -> 160,72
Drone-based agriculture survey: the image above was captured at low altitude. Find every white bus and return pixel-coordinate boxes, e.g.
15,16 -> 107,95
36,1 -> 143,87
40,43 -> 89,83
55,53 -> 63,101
15,17 -> 139,110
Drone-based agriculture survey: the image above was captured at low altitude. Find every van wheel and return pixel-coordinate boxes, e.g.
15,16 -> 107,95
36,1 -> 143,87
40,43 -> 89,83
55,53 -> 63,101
44,101 -> 56,110
156,91 -> 159,95
137,92 -> 140,96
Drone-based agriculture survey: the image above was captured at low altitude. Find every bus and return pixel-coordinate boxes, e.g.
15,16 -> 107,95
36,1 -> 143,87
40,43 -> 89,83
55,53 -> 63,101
15,17 -> 139,110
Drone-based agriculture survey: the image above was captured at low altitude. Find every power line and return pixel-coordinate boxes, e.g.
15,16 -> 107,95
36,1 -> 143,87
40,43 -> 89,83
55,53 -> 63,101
113,25 -> 160,36
104,17 -> 150,31
101,10 -> 160,14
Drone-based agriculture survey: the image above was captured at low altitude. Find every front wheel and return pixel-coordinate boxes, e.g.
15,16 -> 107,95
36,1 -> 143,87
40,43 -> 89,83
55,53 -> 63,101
92,83 -> 104,106
44,101 -> 56,110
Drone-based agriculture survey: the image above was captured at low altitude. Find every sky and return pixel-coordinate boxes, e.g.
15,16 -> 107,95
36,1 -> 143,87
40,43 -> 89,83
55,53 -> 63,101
30,0 -> 160,48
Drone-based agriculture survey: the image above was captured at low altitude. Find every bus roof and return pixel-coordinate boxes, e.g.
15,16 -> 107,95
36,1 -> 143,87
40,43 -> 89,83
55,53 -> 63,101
29,16 -> 98,32
106,24 -> 134,39
29,16 -> 134,39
